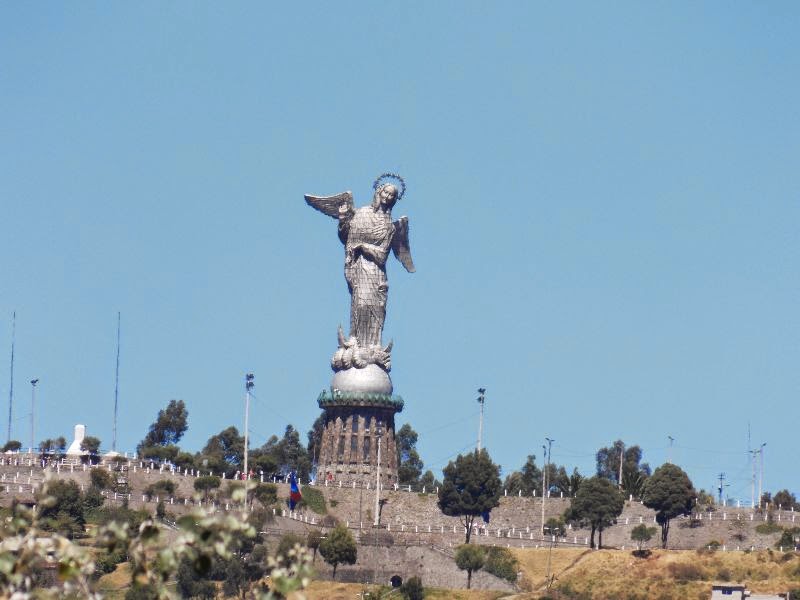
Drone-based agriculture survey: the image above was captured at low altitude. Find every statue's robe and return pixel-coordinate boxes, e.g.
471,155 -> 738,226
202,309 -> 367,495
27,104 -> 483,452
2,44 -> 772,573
340,206 -> 394,348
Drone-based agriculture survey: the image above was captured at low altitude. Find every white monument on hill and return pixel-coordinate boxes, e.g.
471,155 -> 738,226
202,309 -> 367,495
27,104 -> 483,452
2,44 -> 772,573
66,424 -> 86,456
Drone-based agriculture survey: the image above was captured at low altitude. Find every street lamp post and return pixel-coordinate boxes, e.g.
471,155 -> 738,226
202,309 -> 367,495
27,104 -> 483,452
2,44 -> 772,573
476,388 -> 486,452
243,374 -> 254,511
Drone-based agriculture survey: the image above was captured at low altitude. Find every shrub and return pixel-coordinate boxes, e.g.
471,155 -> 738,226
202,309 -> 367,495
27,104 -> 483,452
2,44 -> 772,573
756,522 -> 783,535
321,514 -> 339,527
776,527 -> 800,550
90,469 -> 115,491
400,576 -> 424,600
299,485 -> 327,514
483,546 -> 518,583
145,479 -> 176,499
194,475 -> 221,500
253,483 -> 278,507
88,505 -> 149,531
276,533 -> 306,566
667,562 -> 705,582
716,567 -> 733,581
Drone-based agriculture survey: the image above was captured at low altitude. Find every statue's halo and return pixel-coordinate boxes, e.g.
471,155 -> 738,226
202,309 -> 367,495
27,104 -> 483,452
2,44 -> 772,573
373,172 -> 406,201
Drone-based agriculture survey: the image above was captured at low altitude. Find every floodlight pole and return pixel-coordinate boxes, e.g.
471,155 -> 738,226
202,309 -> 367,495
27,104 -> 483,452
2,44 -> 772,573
243,373 -> 254,511
541,443 -> 547,536
618,441 -> 625,490
667,436 -> 674,464
476,388 -> 486,452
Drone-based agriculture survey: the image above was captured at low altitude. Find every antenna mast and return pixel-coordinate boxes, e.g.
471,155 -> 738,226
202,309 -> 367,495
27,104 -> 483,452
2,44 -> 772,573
112,312 -> 121,453
7,312 -> 15,443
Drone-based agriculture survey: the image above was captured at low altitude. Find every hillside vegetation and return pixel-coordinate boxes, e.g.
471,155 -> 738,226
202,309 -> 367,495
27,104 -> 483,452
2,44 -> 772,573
510,548 -> 800,599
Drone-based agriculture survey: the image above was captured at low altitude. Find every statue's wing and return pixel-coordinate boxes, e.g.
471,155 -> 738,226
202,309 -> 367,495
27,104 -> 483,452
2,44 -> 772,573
391,216 -> 416,273
304,191 -> 353,219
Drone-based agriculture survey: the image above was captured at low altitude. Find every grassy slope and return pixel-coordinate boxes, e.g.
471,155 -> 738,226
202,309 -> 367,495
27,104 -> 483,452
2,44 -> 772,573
299,581 -> 508,599
511,548 -> 800,599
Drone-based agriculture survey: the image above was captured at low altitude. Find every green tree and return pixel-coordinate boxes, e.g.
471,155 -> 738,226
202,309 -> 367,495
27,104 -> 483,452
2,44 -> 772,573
642,463 -> 695,549
276,533 -> 305,566
503,454 -> 542,496
2,440 -> 22,452
194,475 -> 221,501
37,479 -> 86,538
306,529 -> 322,563
568,467 -> 584,497
176,557 -> 217,599
80,436 -> 101,457
145,479 -> 176,499
306,412 -> 325,458
400,575 -> 424,600
138,399 -> 188,453
198,426 -> 244,477
438,449 -> 502,543
774,489 -> 799,510
596,440 -> 650,492
38,437 -> 67,459
396,423 -> 424,486
564,476 -> 624,549
419,469 -> 442,491
274,424 -> 312,481
775,527 -> 800,550
454,543 -> 485,589
319,523 -> 357,580
544,516 -> 566,536
630,523 -> 657,551
90,468 -> 115,491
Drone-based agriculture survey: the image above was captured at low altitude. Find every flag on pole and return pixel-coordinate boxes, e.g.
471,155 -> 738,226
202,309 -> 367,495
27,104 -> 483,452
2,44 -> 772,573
289,471 -> 302,510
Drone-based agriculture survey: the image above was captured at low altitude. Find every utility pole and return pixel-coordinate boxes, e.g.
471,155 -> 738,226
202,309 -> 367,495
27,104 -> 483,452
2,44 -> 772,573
243,373 -> 254,511
758,442 -> 766,508
667,436 -> 674,464
717,472 -> 726,506
618,441 -> 625,490
374,425 -> 383,527
7,312 -> 15,444
112,312 -> 121,453
29,379 -> 38,454
476,388 -> 485,452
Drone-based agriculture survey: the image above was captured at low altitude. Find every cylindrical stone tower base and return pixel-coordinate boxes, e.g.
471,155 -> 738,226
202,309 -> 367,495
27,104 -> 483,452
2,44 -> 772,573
316,390 -> 403,485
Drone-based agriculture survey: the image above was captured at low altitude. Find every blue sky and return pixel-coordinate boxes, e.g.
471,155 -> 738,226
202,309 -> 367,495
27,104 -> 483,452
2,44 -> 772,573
1,3 -> 798,501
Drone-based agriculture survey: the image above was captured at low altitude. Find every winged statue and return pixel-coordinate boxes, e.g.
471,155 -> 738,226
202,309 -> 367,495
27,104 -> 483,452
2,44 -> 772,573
305,173 -> 415,373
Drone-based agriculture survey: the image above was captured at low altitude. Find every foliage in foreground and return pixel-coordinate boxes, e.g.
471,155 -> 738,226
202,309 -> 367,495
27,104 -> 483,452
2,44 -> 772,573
0,479 -> 311,599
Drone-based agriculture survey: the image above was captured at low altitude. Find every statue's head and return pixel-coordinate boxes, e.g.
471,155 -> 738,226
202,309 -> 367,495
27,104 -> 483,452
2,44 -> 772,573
372,184 -> 398,211
371,173 -> 405,211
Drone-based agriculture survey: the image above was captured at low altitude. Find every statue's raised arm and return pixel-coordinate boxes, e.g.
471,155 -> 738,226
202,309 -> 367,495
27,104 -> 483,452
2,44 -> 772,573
304,173 -> 414,385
